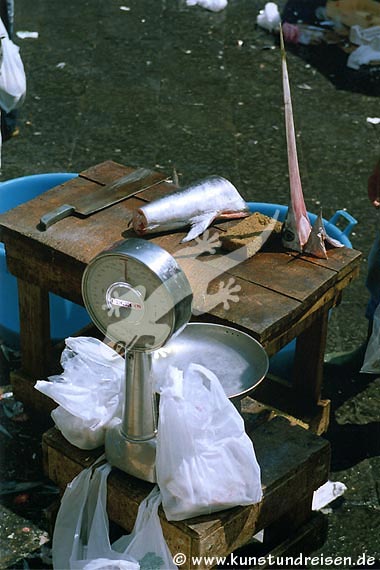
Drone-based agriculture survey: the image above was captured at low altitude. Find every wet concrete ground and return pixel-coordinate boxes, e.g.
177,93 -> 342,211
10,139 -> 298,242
1,0 -> 380,567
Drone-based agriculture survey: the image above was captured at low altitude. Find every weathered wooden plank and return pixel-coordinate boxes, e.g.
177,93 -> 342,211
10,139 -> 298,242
251,377 -> 331,435
79,160 -> 135,184
293,309 -> 329,408
289,246 -> 362,276
17,279 -> 51,378
229,251 -> 338,303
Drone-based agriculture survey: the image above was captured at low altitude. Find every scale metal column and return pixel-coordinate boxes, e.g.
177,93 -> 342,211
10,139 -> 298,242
82,238 -> 193,482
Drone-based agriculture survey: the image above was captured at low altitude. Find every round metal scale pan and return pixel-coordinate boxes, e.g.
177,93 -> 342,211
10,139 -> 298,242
152,322 -> 269,401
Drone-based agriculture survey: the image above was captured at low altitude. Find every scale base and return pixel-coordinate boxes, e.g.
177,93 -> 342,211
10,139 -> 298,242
105,420 -> 157,483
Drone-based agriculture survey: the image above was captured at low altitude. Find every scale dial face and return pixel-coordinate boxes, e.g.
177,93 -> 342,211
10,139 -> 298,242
82,240 -> 192,351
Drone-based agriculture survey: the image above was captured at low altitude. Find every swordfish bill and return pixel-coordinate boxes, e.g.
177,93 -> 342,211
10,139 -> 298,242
280,25 -> 311,252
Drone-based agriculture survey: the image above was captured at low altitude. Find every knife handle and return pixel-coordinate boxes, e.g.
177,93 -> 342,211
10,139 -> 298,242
39,204 -> 76,231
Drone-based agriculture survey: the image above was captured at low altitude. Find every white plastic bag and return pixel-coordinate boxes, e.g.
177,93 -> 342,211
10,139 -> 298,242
0,17 -> 26,112
156,363 -> 262,521
35,337 -> 124,449
53,461 -> 176,570
256,2 -> 281,32
361,302 -> 380,374
112,485 -> 177,569
52,461 -> 139,570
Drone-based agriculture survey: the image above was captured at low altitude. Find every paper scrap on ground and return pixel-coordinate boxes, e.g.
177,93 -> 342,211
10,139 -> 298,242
186,0 -> 227,12
16,31 -> 39,39
312,480 -> 347,511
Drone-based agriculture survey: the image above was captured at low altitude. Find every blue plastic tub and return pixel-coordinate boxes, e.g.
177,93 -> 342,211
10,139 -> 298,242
246,202 -> 357,248
0,173 -> 91,348
246,202 -> 358,380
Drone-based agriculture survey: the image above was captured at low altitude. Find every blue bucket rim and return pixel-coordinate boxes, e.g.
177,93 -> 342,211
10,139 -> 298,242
246,201 -> 354,248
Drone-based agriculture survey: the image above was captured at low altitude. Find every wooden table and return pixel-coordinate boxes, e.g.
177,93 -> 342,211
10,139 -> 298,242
0,160 -> 361,433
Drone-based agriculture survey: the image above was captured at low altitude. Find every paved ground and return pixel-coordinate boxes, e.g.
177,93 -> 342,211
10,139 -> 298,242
0,0 -> 380,568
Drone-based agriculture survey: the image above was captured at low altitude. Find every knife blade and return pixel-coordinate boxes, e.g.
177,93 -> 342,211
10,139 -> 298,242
39,168 -> 167,231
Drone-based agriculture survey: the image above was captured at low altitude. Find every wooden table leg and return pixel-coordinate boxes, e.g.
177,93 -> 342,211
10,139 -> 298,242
17,278 -> 52,379
293,307 -> 329,409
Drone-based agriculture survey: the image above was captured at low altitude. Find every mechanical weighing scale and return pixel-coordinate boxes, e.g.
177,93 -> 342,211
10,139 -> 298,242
82,238 -> 269,483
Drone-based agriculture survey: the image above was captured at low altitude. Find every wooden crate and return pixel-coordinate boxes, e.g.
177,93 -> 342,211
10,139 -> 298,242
43,411 -> 330,569
326,0 -> 380,27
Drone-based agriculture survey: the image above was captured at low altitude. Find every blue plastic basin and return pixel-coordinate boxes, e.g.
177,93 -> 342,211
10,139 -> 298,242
246,202 -> 358,380
0,173 -> 91,348
246,202 -> 357,248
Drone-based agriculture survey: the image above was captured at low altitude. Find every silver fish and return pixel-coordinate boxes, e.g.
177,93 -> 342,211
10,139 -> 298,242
131,175 -> 249,242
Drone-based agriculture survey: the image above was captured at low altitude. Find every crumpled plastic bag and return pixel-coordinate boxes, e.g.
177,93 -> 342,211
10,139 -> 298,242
156,363 -> 262,521
82,561 -> 138,570
0,17 -> 26,112
35,337 -> 124,450
347,44 -> 380,69
350,24 -> 380,50
256,2 -> 281,32
361,302 -> 380,374
53,461 -> 175,570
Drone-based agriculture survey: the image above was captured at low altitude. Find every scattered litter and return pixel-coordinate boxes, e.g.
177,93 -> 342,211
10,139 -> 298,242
0,391 -> 13,400
2,396 -> 25,420
16,31 -> 39,39
0,481 -> 44,495
0,341 -> 20,368
120,6 -> 131,11
297,83 -> 312,90
265,0 -> 380,75
13,493 -> 30,505
347,44 -> 380,69
350,24 -> 380,47
367,117 -> 380,124
186,0 -> 228,12
257,2 -> 281,32
312,480 -> 347,511
252,529 -> 265,543
282,21 -> 328,45
0,424 -> 13,438
56,62 -> 66,69
39,532 -> 50,546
